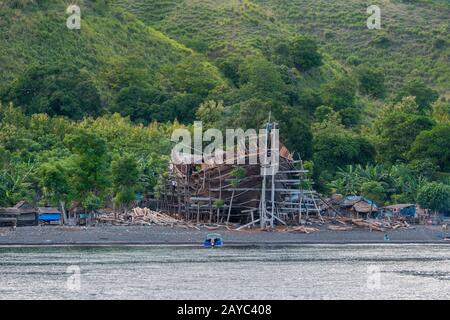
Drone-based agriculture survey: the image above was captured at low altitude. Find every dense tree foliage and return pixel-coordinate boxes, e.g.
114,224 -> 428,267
113,85 -> 168,124
64,130 -> 111,203
275,106 -> 313,160
395,79 -> 439,111
38,162 -> 71,206
409,125 -> 450,172
289,36 -> 323,72
321,77 -> 359,126
329,162 -> 435,205
112,154 -> 140,212
2,66 -> 102,120
167,55 -> 225,97
432,100 -> 450,124
0,103 -> 174,211
374,97 -> 434,164
354,65 -> 386,98
417,182 -> 450,214
238,57 -> 287,103
312,113 -> 375,189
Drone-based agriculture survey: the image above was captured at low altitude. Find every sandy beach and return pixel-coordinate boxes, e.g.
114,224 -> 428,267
0,224 -> 447,246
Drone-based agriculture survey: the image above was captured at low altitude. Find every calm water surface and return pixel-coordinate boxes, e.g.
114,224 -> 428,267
0,244 -> 449,299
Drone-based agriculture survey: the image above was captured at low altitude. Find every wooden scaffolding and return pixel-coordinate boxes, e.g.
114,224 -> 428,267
158,120 -> 322,229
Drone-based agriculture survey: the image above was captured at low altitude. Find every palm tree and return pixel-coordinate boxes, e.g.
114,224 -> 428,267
328,165 -> 362,195
0,160 -> 35,206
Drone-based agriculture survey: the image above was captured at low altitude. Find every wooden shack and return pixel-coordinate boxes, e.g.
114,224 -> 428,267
0,207 -> 20,227
340,196 -> 378,218
37,207 -> 62,225
14,201 -> 38,226
383,204 -> 416,218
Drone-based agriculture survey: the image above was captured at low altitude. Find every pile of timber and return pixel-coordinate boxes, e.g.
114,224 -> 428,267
282,226 -> 320,234
324,216 -> 412,232
97,207 -> 195,228
130,207 -> 179,225
327,225 -> 353,231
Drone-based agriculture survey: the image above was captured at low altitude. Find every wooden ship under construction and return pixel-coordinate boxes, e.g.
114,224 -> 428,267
156,121 -> 323,229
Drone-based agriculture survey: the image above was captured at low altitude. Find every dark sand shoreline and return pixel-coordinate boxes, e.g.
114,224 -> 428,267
0,225 -> 448,246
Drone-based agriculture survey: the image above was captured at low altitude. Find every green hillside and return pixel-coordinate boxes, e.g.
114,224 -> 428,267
0,0 -> 449,210
114,0 -> 287,54
113,0 -> 351,125
255,0 -> 450,97
116,0 -> 449,98
114,0 -> 344,79
0,0 -> 225,122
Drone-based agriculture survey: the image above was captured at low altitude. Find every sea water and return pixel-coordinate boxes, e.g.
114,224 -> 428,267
0,244 -> 448,299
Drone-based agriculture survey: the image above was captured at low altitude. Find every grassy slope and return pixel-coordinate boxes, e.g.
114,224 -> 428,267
114,0 -> 285,53
254,0 -> 450,97
114,0 -> 347,93
116,0 -> 449,98
0,0 -> 224,104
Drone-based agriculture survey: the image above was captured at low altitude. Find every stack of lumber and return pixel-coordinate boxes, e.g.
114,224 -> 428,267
284,226 -> 320,234
96,214 -> 126,225
327,225 -> 353,231
97,207 -> 188,227
392,220 -> 410,229
130,207 -> 179,225
306,217 -> 325,225
325,217 -> 412,232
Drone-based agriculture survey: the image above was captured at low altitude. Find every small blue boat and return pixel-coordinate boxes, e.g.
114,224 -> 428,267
203,233 -> 223,248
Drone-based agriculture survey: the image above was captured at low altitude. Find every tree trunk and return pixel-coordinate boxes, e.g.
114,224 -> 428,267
59,200 -> 67,225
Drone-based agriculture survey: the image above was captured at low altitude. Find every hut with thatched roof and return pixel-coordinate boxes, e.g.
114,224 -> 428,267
340,196 -> 378,218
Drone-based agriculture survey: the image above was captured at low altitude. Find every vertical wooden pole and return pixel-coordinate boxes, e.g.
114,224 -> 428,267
270,170 -> 275,228
197,202 -> 200,224
227,189 -> 235,224
217,166 -> 222,223
208,172 -> 212,223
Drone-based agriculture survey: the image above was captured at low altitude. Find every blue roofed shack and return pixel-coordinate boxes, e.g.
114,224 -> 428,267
38,207 -> 62,224
383,204 -> 416,218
